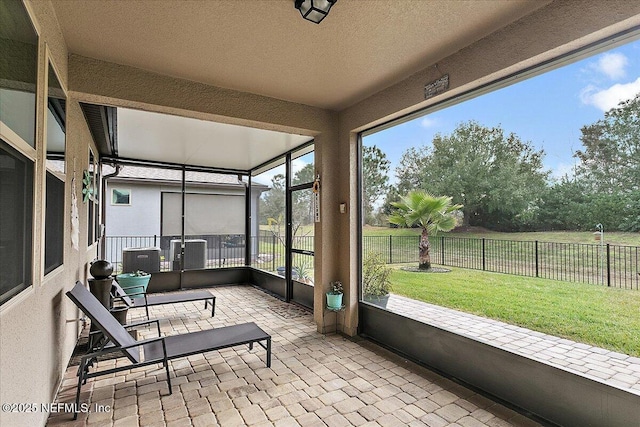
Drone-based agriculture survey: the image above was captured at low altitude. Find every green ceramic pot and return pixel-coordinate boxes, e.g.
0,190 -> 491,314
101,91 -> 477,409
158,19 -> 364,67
116,273 -> 151,295
326,292 -> 343,310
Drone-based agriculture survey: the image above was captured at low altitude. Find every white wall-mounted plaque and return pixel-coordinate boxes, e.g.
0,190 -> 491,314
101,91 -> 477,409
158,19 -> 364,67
425,74 -> 449,99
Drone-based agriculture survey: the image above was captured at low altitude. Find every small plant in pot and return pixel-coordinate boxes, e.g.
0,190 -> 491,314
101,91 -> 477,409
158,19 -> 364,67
326,280 -> 344,310
362,252 -> 392,308
293,259 -> 313,284
116,270 -> 151,295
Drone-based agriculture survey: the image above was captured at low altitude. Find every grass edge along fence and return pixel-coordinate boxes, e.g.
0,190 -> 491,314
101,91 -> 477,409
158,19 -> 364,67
362,235 -> 640,290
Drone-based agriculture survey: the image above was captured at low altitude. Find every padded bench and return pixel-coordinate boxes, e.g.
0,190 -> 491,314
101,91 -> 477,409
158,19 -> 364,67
112,282 -> 216,319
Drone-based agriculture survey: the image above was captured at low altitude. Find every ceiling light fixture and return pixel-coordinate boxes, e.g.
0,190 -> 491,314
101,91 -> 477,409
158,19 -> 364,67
295,0 -> 337,24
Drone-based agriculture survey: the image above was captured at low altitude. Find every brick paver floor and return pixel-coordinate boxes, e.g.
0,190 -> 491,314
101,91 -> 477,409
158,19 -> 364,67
48,285 -> 542,426
387,294 -> 640,394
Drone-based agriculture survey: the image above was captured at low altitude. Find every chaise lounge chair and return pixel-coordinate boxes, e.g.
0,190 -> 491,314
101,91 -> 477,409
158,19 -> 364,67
66,282 -> 271,419
111,281 -> 216,319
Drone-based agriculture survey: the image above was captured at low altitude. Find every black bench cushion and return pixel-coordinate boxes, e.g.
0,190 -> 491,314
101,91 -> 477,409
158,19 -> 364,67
112,282 -> 214,309
132,291 -> 214,308
142,322 -> 270,361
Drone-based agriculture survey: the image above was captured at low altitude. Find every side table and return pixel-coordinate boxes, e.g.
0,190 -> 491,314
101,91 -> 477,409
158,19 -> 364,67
323,304 -> 346,335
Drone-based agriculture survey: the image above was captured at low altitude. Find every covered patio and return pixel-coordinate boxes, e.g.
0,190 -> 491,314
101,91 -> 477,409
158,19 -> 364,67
2,1 -> 640,426
47,285 -> 539,427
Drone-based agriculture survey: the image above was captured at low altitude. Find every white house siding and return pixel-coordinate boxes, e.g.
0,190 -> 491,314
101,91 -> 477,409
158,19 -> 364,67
104,180 -> 253,268
106,182 -> 161,236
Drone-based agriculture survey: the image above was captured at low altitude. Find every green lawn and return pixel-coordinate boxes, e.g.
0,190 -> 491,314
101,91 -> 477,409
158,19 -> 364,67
390,265 -> 640,357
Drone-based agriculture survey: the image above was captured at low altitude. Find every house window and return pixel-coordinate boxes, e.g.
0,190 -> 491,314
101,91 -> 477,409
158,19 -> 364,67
0,0 -> 38,305
44,60 -> 66,275
44,172 -> 64,274
0,140 -> 34,304
111,188 -> 131,205
0,1 -> 38,148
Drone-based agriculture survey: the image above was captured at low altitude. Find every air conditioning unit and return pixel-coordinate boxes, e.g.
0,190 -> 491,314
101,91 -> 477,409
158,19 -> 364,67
170,239 -> 207,270
122,247 -> 161,273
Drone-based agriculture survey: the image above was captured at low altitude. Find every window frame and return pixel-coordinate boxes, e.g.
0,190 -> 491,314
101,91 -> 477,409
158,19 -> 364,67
43,53 -> 67,278
87,148 -> 100,247
0,0 -> 39,307
111,188 -> 132,205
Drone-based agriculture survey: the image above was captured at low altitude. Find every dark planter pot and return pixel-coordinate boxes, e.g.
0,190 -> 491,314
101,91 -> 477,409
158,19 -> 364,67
88,278 -> 113,309
116,274 -> 151,295
110,306 -> 129,325
364,293 -> 390,309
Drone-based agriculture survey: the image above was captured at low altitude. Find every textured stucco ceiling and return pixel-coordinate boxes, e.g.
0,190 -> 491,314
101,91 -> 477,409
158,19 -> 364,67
51,0 -> 549,111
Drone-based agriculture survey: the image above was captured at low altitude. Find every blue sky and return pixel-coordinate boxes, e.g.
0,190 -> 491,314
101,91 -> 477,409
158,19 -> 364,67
364,37 -> 640,182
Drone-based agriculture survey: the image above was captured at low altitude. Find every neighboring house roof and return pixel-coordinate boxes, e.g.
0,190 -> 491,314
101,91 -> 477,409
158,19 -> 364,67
103,164 -> 269,191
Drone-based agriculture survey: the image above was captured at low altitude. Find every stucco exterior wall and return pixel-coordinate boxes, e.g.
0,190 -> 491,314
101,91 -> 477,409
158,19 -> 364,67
0,2 -> 98,426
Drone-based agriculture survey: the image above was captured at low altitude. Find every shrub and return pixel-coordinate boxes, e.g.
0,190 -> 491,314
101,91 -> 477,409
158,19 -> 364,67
132,270 -> 149,276
329,281 -> 343,295
362,252 -> 392,297
293,259 -> 312,282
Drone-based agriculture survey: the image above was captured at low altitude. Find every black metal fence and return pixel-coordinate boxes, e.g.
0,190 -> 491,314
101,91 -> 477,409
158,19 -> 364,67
105,234 -> 248,274
363,235 -> 640,289
105,233 -> 314,275
106,234 -> 639,289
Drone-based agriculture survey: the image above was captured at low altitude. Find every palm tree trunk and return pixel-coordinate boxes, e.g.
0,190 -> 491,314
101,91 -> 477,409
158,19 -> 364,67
418,228 -> 431,270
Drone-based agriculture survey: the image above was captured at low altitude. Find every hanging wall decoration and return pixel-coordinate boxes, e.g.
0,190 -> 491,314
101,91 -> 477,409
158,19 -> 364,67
82,169 -> 94,203
70,163 -> 80,250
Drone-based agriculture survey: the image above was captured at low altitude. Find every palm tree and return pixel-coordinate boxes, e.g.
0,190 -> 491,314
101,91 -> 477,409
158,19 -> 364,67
388,191 -> 462,270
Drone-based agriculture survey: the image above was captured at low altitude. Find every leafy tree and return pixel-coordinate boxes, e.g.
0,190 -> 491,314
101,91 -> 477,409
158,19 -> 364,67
535,179 -> 589,230
259,173 -> 285,225
380,186 -> 401,218
292,162 -> 315,186
292,163 -> 315,227
569,93 -> 640,232
259,165 -> 316,246
619,191 -> 640,232
534,178 -> 635,232
388,191 -> 462,270
395,121 -> 548,229
575,93 -> 640,194
362,145 -> 391,225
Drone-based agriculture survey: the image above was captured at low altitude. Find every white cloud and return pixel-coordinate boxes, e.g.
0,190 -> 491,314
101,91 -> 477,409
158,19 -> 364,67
580,77 -> 640,112
251,158 -> 312,187
593,52 -> 629,80
291,157 -> 308,175
549,162 -> 576,181
420,117 -> 439,128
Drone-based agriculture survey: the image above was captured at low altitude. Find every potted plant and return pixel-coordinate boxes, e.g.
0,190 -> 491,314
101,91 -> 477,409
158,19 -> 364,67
326,280 -> 344,310
116,270 -> 151,295
294,259 -> 313,284
362,252 -> 392,308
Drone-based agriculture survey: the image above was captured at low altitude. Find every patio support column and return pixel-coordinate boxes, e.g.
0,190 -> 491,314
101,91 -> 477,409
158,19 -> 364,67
313,122 -> 353,335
